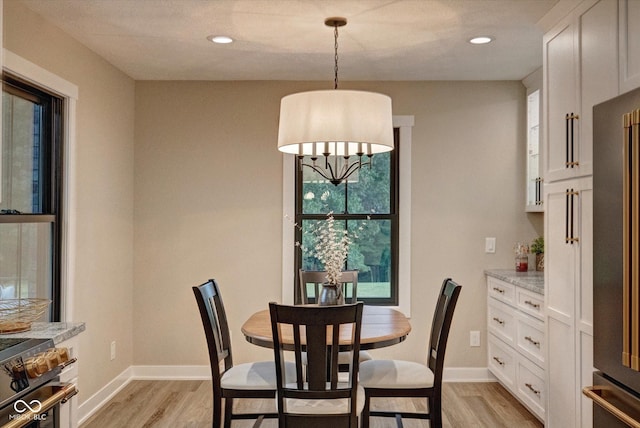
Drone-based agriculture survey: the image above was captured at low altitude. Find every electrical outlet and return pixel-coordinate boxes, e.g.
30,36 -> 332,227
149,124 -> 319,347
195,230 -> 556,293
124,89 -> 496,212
110,341 -> 116,360
470,331 -> 481,347
485,237 -> 496,253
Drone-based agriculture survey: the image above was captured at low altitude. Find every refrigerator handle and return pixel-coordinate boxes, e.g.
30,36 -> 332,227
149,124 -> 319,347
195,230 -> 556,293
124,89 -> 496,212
583,386 -> 640,428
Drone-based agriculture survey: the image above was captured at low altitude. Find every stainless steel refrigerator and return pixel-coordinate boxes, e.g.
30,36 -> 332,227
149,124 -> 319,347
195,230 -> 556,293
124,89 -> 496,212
591,86 -> 640,427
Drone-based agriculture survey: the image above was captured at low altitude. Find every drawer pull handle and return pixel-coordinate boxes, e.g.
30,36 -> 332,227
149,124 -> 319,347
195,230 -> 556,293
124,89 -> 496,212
493,356 -> 505,366
492,317 -> 505,325
493,287 -> 505,294
525,336 -> 540,348
524,300 -> 540,309
525,383 -> 541,396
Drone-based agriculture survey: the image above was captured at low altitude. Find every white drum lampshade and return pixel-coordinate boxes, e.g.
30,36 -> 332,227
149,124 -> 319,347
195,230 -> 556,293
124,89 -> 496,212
277,89 -> 394,157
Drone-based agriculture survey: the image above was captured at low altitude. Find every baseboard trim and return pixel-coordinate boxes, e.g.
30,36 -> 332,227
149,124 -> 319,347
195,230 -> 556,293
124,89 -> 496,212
444,367 -> 497,382
77,366 -> 133,425
77,365 -> 496,423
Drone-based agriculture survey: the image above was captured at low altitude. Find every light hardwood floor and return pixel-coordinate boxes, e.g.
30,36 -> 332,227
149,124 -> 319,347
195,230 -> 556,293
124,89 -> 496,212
81,380 -> 543,428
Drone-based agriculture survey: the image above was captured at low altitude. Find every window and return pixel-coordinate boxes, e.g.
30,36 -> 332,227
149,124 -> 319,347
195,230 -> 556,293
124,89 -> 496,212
294,129 -> 399,305
1,74 -> 63,321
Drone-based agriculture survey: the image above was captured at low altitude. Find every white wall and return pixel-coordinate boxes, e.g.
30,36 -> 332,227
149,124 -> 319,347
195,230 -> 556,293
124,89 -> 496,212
3,1 -> 136,403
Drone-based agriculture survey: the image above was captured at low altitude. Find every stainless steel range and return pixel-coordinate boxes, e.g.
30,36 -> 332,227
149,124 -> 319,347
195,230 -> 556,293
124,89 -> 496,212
0,338 -> 76,428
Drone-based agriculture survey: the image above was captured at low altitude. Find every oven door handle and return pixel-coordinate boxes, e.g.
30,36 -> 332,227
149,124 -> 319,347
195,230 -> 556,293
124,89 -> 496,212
2,383 -> 77,428
583,386 -> 640,428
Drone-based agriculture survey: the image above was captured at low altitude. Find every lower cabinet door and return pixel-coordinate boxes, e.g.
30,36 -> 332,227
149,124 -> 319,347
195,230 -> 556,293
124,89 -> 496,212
516,313 -> 545,367
517,356 -> 546,421
488,298 -> 516,346
488,333 -> 517,390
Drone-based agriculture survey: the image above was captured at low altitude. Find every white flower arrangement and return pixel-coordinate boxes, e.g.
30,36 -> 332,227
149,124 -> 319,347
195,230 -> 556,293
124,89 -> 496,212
287,211 -> 367,285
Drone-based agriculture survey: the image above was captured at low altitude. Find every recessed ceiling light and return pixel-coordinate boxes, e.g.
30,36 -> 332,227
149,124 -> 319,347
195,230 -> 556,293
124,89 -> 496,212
469,36 -> 493,45
207,35 -> 233,44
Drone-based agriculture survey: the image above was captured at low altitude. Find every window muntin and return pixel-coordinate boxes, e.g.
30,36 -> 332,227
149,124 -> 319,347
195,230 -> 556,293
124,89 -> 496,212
295,129 -> 399,305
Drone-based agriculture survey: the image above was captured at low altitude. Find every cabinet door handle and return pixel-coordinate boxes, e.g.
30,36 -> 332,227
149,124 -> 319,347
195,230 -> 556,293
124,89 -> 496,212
565,189 -> 580,244
565,189 -> 570,243
493,356 -> 505,366
525,382 -> 541,396
570,187 -> 575,241
525,336 -> 541,348
492,317 -> 505,325
535,177 -> 543,205
524,300 -> 540,309
492,287 -> 505,294
565,113 -> 580,168
565,113 -> 570,168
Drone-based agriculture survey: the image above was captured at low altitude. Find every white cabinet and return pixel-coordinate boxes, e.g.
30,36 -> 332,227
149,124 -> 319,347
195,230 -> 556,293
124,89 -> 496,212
524,69 -> 544,212
543,0 -> 619,183
544,177 -> 593,428
542,1 -> 618,426
487,276 -> 545,421
619,0 -> 640,93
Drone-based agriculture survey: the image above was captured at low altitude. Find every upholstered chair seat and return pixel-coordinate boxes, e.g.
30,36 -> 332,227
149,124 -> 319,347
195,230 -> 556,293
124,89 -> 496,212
220,361 -> 297,390
359,359 -> 435,389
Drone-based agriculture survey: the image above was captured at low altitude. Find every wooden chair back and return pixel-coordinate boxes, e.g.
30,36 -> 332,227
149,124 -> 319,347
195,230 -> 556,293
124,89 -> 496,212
428,278 -> 462,388
298,270 -> 359,304
269,302 -> 364,427
192,279 -> 233,389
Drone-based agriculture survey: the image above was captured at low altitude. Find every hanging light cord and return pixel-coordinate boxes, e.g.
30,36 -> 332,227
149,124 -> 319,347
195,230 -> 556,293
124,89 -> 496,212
333,23 -> 339,90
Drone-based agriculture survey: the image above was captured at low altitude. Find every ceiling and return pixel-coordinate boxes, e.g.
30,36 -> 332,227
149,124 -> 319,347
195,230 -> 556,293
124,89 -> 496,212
20,0 -> 559,81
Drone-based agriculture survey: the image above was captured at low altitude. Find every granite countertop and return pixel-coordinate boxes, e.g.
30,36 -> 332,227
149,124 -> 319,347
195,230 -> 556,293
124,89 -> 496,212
485,269 -> 544,295
0,322 -> 85,344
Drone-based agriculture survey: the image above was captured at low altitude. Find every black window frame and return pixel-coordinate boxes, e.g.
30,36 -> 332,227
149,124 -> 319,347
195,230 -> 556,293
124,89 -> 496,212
1,73 -> 64,321
294,128 -> 400,305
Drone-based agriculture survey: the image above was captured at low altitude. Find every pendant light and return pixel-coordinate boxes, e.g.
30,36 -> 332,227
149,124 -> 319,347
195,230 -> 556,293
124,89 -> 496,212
277,17 -> 394,186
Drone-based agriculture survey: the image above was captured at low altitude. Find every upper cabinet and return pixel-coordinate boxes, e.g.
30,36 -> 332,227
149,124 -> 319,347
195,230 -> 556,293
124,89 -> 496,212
524,68 -> 544,212
620,0 -> 640,93
543,0 -> 619,184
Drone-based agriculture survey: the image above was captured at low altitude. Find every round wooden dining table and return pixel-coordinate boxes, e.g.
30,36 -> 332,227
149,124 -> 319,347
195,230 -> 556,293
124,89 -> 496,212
241,305 -> 411,350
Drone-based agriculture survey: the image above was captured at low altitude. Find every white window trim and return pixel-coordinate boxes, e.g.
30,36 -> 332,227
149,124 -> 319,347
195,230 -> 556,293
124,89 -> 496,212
3,48 -> 79,322
282,115 -> 414,317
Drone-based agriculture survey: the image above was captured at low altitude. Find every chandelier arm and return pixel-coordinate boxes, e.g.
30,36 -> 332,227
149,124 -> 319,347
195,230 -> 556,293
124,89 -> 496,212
300,162 -> 337,183
299,156 -> 373,186
340,159 -> 372,181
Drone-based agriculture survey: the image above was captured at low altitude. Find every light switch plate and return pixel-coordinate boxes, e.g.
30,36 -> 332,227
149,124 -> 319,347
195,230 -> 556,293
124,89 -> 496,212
485,237 -> 496,253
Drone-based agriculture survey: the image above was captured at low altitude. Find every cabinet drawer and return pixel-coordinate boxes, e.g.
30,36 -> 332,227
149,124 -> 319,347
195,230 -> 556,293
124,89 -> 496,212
516,313 -> 545,367
488,298 -> 516,346
517,356 -> 545,420
487,277 -> 516,305
516,287 -> 544,320
488,334 -> 516,390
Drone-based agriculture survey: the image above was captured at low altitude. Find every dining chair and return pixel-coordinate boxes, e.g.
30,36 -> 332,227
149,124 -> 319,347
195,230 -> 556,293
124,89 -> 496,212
193,279 -> 296,428
298,269 -> 372,369
298,270 -> 359,304
358,278 -> 462,428
269,301 -> 365,428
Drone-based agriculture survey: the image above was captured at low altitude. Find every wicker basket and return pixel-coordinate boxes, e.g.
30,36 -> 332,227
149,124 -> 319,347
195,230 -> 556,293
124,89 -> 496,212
0,298 -> 52,333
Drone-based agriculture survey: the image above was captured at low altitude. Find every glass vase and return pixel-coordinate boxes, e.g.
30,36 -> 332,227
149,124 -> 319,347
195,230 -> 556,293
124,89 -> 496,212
319,283 -> 345,306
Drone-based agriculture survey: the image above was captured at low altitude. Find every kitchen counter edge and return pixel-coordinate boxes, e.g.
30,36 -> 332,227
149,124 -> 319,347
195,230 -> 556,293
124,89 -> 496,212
484,269 -> 544,295
0,322 -> 85,344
